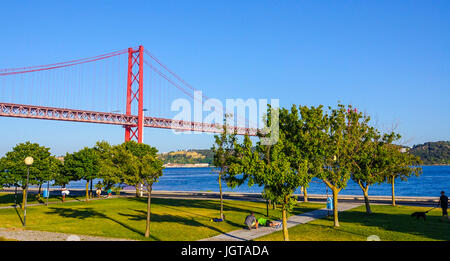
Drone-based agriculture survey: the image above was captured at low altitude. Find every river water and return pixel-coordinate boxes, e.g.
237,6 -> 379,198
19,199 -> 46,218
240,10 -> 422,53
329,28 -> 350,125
62,165 -> 449,197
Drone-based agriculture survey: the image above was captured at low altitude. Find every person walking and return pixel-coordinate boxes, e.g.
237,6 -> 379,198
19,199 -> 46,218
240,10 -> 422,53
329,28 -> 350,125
61,187 -> 70,202
438,191 -> 449,222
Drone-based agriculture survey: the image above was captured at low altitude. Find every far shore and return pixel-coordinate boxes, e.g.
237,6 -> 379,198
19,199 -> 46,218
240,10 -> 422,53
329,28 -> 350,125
163,163 -> 211,168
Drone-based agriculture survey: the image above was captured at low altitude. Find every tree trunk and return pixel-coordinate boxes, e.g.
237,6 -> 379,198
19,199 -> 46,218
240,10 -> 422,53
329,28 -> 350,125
282,196 -> 289,241
266,199 -> 269,217
391,177 -> 396,207
363,187 -> 372,214
357,181 -> 372,214
85,180 -> 89,202
89,179 -> 93,199
332,187 -> 340,227
135,185 -> 140,197
145,185 -> 152,238
303,187 -> 308,203
46,181 -> 50,206
14,186 -> 17,206
37,184 -> 42,200
219,171 -> 223,219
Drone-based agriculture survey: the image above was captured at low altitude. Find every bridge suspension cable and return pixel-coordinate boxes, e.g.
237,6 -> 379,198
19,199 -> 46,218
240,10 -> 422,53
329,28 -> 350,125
0,46 -> 258,139
0,49 -> 128,76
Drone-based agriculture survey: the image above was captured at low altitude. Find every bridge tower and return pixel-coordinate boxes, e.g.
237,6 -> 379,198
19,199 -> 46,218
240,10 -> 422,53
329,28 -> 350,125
125,46 -> 144,143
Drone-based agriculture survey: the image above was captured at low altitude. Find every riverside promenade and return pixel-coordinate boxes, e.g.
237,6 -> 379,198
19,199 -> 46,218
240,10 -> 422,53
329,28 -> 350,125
0,201 -> 361,241
0,189 -> 441,241
1,188 -> 441,206
200,202 -> 362,241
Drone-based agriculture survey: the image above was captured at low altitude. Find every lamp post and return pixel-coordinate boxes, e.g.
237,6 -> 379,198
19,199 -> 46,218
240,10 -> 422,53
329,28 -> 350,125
23,156 -> 34,227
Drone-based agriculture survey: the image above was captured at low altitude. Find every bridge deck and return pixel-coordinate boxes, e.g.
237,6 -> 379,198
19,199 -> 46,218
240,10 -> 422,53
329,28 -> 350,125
0,102 -> 257,136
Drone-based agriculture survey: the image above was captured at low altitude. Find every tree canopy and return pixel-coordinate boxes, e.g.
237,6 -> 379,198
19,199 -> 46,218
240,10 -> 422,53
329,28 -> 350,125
0,142 -> 59,189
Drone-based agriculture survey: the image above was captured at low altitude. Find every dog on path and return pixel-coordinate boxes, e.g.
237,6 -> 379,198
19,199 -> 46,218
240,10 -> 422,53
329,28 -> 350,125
411,211 -> 427,221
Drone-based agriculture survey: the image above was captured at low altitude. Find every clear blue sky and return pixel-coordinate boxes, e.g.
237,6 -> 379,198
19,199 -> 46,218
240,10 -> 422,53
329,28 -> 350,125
0,0 -> 449,156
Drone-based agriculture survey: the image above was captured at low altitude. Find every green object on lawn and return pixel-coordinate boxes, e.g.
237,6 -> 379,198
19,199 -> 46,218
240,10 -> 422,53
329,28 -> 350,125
258,217 -> 267,226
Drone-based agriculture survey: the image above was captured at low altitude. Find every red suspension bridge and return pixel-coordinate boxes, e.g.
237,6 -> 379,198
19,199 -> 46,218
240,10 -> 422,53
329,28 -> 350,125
0,46 -> 257,143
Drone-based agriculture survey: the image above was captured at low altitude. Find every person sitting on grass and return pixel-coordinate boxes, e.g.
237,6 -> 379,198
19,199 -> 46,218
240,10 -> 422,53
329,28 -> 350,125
257,217 -> 282,228
438,191 -> 449,222
244,212 -> 258,230
96,187 -> 102,198
95,181 -> 102,198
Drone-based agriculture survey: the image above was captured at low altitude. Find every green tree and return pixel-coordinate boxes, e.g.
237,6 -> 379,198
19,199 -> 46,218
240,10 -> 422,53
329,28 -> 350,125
94,141 -> 123,191
351,129 -> 394,214
229,105 -> 307,240
382,143 -> 423,206
34,156 -> 62,200
232,120 -> 305,241
0,142 -> 58,208
211,119 -> 239,220
39,156 -> 63,201
112,141 -> 164,238
140,153 -> 164,238
0,157 -> 16,187
315,104 -> 366,227
279,105 -> 329,202
53,158 -> 73,202
121,141 -> 158,197
252,134 -> 306,241
63,147 -> 100,202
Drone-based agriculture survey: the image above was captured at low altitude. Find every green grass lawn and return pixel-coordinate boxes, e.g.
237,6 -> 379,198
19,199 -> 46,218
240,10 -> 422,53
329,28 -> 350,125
0,196 -> 324,241
255,204 -> 450,241
0,192 -> 85,207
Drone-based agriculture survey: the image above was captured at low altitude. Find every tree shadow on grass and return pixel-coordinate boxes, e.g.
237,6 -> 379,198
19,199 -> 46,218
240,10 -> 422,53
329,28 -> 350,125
292,204 -> 326,215
45,207 -> 156,240
125,197 -> 268,224
13,206 -> 23,226
124,197 -> 270,218
53,195 -> 83,202
123,197 -> 323,230
118,209 -> 231,237
324,208 -> 450,241
296,222 -> 369,240
158,204 -> 244,228
0,192 -> 23,207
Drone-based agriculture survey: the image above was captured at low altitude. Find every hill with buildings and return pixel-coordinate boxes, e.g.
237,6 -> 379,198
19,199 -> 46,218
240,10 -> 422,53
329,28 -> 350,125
159,149 -> 214,166
158,141 -> 450,167
409,141 -> 450,165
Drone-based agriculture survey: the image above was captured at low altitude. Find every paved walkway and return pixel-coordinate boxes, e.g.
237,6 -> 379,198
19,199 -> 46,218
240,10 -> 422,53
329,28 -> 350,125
199,202 -> 362,241
0,227 -> 133,241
